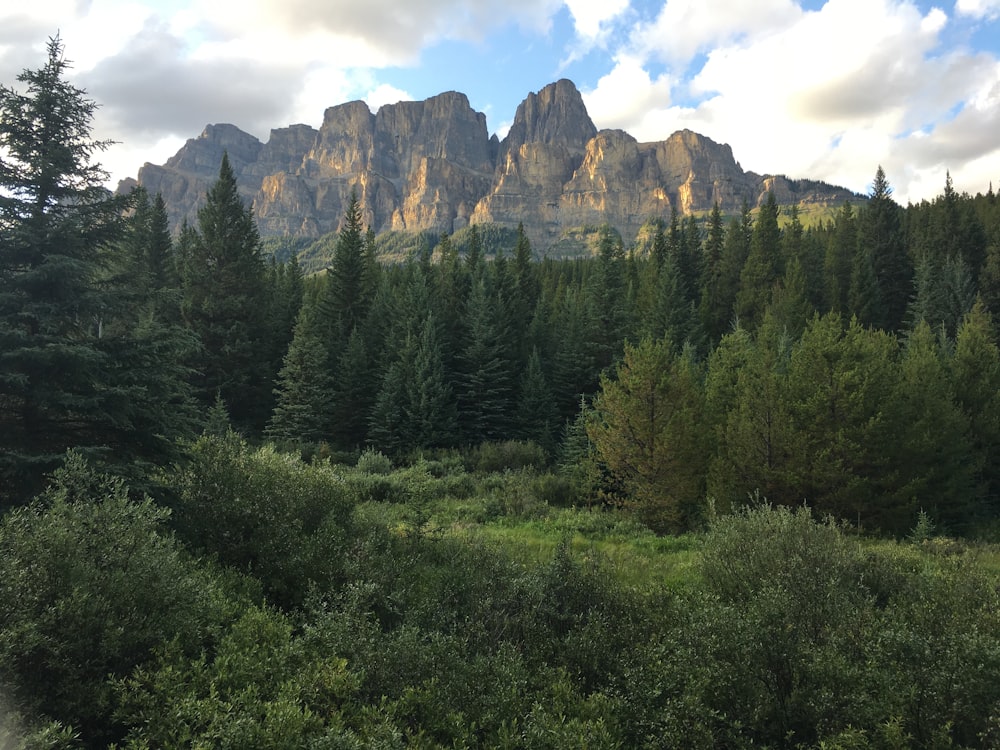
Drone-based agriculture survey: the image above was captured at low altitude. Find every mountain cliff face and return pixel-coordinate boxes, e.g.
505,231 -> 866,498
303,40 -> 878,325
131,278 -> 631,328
124,79 -> 861,252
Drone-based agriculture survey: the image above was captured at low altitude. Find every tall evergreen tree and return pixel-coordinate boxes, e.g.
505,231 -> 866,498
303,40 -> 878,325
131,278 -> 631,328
879,320 -> 979,533
859,167 -> 910,330
515,347 -> 559,453
736,192 -> 782,328
824,202 -> 857,314
458,277 -> 515,444
588,337 -> 707,532
951,300 -> 1000,513
0,37 -> 139,498
406,313 -> 458,449
699,202 -> 728,344
266,306 -> 333,444
320,190 -> 369,348
717,202 -> 753,330
329,326 -> 374,449
180,152 -> 269,431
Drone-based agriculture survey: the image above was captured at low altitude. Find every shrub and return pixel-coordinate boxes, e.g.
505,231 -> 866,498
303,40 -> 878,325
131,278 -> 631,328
168,435 -> 355,608
356,448 -> 393,475
0,453 -> 234,744
468,440 -> 548,473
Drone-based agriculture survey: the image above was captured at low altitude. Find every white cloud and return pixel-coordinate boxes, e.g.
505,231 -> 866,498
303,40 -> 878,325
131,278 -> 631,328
632,0 -> 801,67
582,55 -> 673,134
955,0 -> 1000,19
365,84 -> 415,112
564,0 -> 630,40
584,0 -> 998,203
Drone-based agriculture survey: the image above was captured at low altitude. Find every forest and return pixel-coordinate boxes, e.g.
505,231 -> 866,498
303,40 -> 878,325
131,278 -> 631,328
3,38 -> 1000,749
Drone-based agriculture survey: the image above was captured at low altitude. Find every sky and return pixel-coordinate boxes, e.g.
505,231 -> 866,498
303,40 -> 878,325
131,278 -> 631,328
2,0 -> 999,205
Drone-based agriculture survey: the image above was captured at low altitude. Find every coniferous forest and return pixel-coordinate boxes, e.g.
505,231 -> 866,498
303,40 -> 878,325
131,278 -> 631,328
5,38 -> 1000,749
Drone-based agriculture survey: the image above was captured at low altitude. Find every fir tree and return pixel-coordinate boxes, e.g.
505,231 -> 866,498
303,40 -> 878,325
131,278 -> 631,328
320,190 -> 369,347
265,307 -> 333,444
736,192 -> 782,328
699,202 -> 728,343
824,202 -> 857,314
0,37 -> 144,497
515,347 -> 559,453
406,313 -> 458,449
458,278 -> 515,443
180,152 -> 269,431
329,326 -> 374,449
859,167 -> 910,330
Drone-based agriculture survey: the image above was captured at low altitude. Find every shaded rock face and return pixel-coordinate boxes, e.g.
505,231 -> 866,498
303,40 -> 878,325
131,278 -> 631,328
126,80 -> 862,251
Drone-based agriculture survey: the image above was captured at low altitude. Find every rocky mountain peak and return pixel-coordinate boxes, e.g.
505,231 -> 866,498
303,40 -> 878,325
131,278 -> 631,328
500,79 -> 597,157
125,79 -> 863,253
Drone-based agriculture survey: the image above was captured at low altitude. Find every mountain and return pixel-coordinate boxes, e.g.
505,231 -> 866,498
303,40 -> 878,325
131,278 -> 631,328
120,79 -> 862,253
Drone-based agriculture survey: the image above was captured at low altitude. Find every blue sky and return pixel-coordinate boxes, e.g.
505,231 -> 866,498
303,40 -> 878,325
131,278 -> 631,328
2,0 -> 999,204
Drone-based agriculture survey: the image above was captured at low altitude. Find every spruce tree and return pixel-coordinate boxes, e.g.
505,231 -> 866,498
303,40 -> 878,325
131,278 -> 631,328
458,277 -> 516,444
329,326 -> 374,449
699,202 -> 728,343
266,306 -> 333,444
515,347 -> 559,454
736,192 -> 782,328
859,167 -> 910,330
406,313 -> 458,449
824,202 -> 857,314
320,190 -> 368,348
0,37 -> 133,498
180,152 -> 269,431
717,203 -> 753,330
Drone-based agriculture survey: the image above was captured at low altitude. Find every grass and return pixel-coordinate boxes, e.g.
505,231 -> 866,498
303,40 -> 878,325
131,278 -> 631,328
348,459 -> 1000,593
351,462 -> 705,591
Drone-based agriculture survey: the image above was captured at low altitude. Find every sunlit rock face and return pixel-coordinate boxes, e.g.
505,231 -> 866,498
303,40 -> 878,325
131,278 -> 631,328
125,79 -> 861,251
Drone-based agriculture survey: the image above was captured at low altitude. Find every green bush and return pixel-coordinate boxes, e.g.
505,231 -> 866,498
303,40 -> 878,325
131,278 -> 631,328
169,434 -> 355,608
356,448 -> 393,475
468,440 -> 548,474
0,453 -> 235,745
531,472 -> 581,507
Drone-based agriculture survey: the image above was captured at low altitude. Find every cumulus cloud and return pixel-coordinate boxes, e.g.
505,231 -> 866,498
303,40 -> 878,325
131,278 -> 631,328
221,0 -> 563,63
79,19 -> 305,140
631,0 -> 801,68
581,55 -> 673,135
956,0 -> 1000,19
365,83 -> 415,111
565,0 -> 631,40
582,0 -> 1000,202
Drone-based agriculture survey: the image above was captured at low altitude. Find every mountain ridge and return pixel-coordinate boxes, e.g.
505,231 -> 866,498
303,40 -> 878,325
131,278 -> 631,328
120,79 -> 863,252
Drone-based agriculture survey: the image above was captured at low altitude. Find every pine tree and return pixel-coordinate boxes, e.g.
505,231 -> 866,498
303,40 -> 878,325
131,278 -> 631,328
736,192 -> 782,328
265,306 -> 333,444
588,337 -> 707,532
859,167 -> 910,330
952,300 -> 1000,513
458,277 -> 515,444
879,320 -> 979,533
180,152 -> 269,431
707,315 -> 795,508
0,37 -> 135,498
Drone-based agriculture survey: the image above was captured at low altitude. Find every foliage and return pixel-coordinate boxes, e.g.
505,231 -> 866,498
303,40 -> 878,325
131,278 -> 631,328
168,433 -> 355,608
588,338 -> 707,532
0,453 -> 235,745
